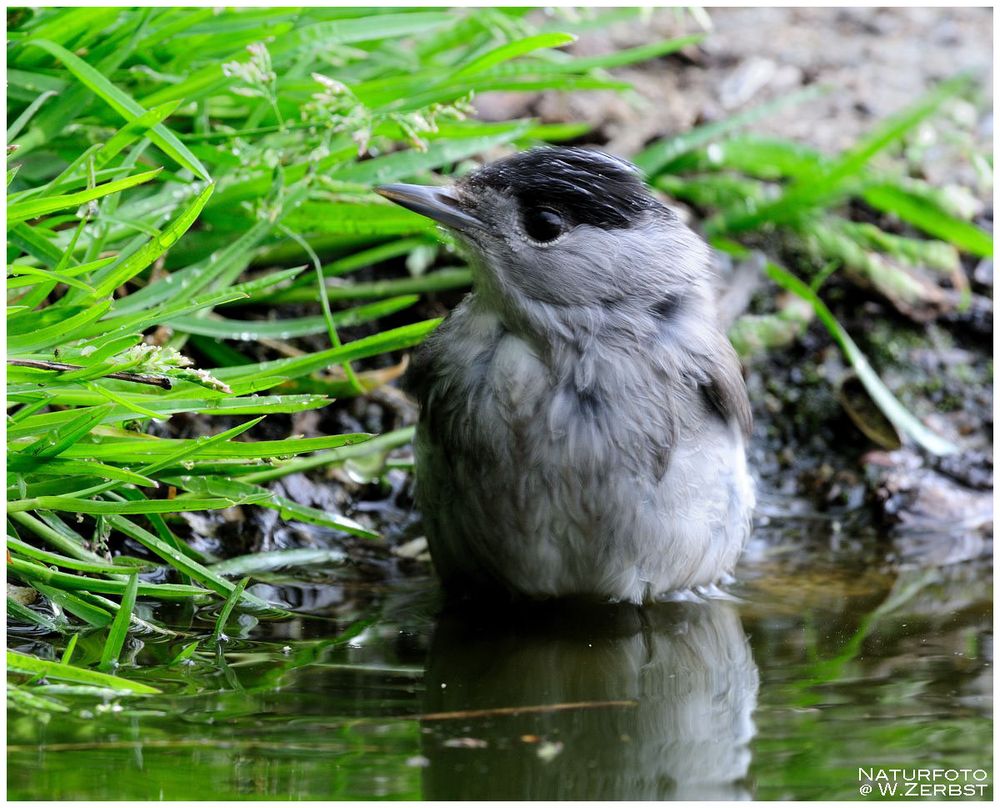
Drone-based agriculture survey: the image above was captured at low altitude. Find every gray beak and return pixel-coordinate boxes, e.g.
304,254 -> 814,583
375,183 -> 485,232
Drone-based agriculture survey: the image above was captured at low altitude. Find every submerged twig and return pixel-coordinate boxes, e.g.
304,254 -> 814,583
417,699 -> 638,722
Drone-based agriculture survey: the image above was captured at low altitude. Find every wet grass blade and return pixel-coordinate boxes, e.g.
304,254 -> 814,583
172,475 -> 379,539
7,396 -> 330,438
74,288 -> 249,344
215,319 -> 442,391
108,222 -> 285,317
24,39 -> 211,180
7,597 -> 64,633
8,537 -> 152,575
209,548 -> 348,577
240,426 -> 415,484
319,238 -> 432,278
8,301 -> 114,354
9,557 -> 209,600
8,511 -> 102,562
78,432 -> 372,462
29,583 -> 114,628
105,515 -> 272,609
94,100 -> 184,169
99,571 -> 138,672
7,650 -> 160,694
7,685 -> 72,713
16,404 -> 114,458
6,264 -> 96,293
169,641 -> 200,665
7,493 -> 272,516
86,183 -> 215,299
211,577 -> 250,643
133,416 -> 265,474
7,168 -> 162,223
262,268 -> 472,304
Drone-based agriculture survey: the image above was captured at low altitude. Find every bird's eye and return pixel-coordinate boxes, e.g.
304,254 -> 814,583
521,207 -> 564,243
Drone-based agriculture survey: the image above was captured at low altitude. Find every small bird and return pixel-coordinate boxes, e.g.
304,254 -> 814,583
377,147 -> 753,604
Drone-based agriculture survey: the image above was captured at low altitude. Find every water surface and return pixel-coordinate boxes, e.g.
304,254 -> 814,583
8,523 -> 992,800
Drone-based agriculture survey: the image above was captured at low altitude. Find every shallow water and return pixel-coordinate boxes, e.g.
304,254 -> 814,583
7,523 -> 993,801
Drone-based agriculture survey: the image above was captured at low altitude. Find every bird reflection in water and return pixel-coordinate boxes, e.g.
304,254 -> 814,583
419,597 -> 759,800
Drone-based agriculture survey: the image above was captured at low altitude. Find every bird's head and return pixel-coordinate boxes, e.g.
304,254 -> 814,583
376,147 -> 714,339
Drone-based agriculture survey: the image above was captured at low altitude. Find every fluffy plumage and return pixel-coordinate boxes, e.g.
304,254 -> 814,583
387,146 -> 754,603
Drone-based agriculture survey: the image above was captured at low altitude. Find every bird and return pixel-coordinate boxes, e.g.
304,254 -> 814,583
376,146 -> 754,604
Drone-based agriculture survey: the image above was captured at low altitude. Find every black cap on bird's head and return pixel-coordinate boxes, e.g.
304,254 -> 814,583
375,147 -> 667,240
463,147 -> 664,230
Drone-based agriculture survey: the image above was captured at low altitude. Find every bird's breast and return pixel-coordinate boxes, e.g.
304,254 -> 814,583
487,332 -> 549,415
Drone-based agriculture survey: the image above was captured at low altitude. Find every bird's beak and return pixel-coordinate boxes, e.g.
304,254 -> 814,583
375,183 -> 485,232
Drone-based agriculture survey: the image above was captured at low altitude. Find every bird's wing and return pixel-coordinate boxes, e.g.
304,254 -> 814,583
700,339 -> 753,439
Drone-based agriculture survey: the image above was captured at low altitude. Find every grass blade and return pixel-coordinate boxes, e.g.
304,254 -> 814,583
862,182 -> 993,257
87,182 -> 215,298
7,88 -> 57,141
25,39 -> 211,179
7,597 -> 63,633
713,75 -> 973,235
105,515 -> 271,608
7,264 -> 96,293
169,641 -> 200,666
8,537 -> 151,575
9,557 -> 208,599
211,576 -> 249,642
7,494 -> 272,515
166,296 -> 418,340
269,11 -> 454,58
7,168 -> 162,223
7,650 -> 160,694
171,475 -> 379,539
16,404 -> 114,459
99,571 -> 139,672
214,319 -> 441,390
262,268 -> 472,304
634,85 -> 825,177
60,634 -> 79,665
455,32 -> 576,76
8,300 -> 113,353
31,583 -> 114,628
94,100 -> 184,169
209,548 -> 347,576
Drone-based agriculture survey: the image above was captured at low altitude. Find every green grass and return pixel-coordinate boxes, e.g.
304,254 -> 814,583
6,6 -> 991,710
642,75 -> 990,453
